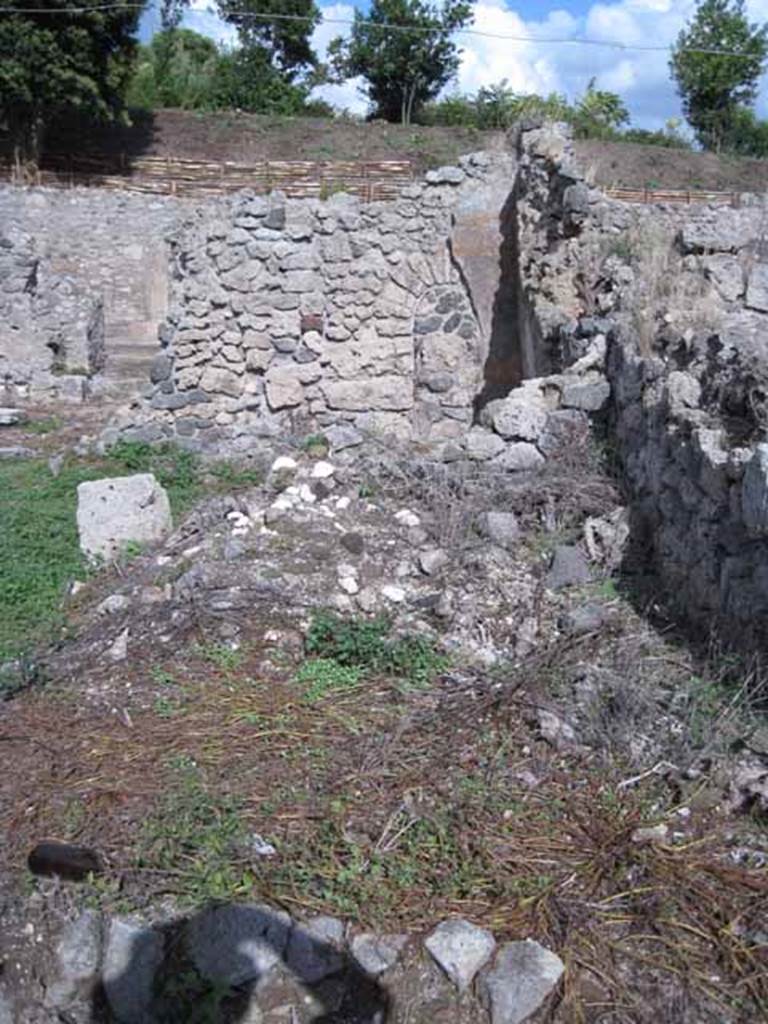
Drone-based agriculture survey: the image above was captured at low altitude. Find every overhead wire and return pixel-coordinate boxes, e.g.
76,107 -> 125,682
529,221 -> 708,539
0,1 -> 765,60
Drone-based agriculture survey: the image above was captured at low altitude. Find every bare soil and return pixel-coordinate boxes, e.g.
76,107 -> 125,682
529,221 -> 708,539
574,139 -> 768,193
36,110 -> 505,176
20,110 -> 768,193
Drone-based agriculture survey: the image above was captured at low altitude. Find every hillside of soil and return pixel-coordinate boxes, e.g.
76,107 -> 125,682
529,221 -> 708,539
38,109 -> 506,175
7,109 -> 766,193
574,138 -> 768,192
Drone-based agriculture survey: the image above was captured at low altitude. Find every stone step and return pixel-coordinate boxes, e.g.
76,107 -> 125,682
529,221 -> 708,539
105,349 -> 159,368
105,319 -> 161,344
94,376 -> 149,402
107,340 -> 160,354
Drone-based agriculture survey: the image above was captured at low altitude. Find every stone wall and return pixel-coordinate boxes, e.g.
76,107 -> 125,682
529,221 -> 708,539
111,152 -> 517,452
607,206 -> 768,648
0,187 -> 180,401
10,125 -> 768,648
512,121 -> 768,649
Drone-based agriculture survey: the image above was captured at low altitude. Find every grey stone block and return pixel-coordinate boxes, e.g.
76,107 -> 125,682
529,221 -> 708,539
103,917 -> 163,1024
425,919 -> 495,993
480,939 -> 564,1024
186,903 -> 291,987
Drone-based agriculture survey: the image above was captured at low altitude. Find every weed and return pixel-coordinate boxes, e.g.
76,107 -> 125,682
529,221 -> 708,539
150,666 -> 177,687
155,966 -> 235,1024
318,181 -> 348,200
305,610 -> 447,686
138,762 -> 252,905
206,461 -> 262,490
108,440 -> 203,512
25,416 -> 61,435
300,433 -> 329,457
602,233 -> 637,265
306,611 -> 391,667
358,480 -> 377,499
295,657 -> 361,702
119,539 -> 145,561
154,695 -> 182,718
0,459 -> 97,662
61,797 -> 86,838
263,801 -> 499,921
195,642 -> 245,673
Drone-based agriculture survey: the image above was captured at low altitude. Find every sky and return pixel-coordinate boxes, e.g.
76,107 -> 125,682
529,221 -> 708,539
139,0 -> 768,130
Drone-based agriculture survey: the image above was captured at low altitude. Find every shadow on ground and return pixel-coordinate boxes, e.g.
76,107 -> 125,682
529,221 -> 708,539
89,904 -> 389,1024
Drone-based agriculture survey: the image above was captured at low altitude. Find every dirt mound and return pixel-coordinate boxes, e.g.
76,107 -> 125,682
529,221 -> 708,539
575,138 -> 768,193
34,109 -> 505,176
23,110 -> 768,194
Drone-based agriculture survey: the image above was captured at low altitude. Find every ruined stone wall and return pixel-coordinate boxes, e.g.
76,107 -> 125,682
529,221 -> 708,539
114,153 -> 515,452
513,121 -> 768,648
0,186 -> 180,400
608,207 -> 768,648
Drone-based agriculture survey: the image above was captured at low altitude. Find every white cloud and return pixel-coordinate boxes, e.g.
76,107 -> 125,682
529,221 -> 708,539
182,4 -> 238,47
310,2 -> 369,113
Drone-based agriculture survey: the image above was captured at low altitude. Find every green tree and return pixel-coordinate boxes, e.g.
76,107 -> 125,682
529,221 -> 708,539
720,105 -> 768,155
0,0 -> 144,167
571,78 -> 629,139
216,0 -> 320,76
127,27 -> 323,116
329,0 -> 474,125
212,47 -> 315,114
162,0 -> 320,79
670,0 -> 768,151
127,29 -> 220,110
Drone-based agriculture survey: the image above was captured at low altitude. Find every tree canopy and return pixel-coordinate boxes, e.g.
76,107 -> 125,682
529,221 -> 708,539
420,79 -> 632,142
0,0 -> 143,164
329,0 -> 473,125
127,28 -> 219,110
162,0 -> 320,79
670,0 -> 768,151
126,28 -> 328,116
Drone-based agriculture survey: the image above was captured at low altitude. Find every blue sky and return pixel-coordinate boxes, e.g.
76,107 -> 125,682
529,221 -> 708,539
139,1 -> 768,129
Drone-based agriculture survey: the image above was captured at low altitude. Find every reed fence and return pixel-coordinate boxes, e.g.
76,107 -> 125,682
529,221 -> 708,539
0,152 -> 414,201
604,185 -> 741,207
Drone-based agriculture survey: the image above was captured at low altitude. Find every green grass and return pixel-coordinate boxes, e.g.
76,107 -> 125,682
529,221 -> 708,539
138,761 -> 252,905
295,657 -> 361,702
195,641 -> 245,673
0,442 -> 261,668
24,416 -> 62,435
304,610 -> 448,687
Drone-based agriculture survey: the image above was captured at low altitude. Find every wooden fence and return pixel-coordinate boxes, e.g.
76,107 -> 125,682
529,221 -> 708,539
604,186 -> 741,207
0,152 -> 414,201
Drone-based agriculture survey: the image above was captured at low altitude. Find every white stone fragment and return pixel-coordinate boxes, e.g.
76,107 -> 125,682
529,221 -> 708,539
0,408 -> 24,426
425,919 -> 496,993
394,509 -> 421,527
381,585 -> 406,603
108,629 -> 129,662
351,932 -> 408,976
270,456 -> 298,473
311,460 -> 336,479
97,594 -> 130,617
270,496 -> 294,513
